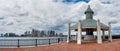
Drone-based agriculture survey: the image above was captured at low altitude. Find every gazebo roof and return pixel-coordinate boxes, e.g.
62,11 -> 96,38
71,19 -> 109,30
70,5 -> 109,30
85,5 -> 94,14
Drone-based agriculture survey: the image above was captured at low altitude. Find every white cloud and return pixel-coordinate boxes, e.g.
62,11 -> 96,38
0,0 -> 119,34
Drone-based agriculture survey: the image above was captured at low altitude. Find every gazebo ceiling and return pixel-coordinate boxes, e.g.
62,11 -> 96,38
74,28 -> 109,32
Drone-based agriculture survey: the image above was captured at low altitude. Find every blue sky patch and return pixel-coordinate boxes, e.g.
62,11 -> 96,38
54,0 -> 90,3
101,1 -> 111,4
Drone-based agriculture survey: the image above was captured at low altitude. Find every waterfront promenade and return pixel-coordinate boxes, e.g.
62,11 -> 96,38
0,39 -> 120,51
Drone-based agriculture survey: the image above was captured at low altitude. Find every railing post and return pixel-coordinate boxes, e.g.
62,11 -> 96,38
60,38 -> 63,42
35,39 -> 37,46
18,39 -> 20,48
49,39 -> 50,45
58,38 -> 60,43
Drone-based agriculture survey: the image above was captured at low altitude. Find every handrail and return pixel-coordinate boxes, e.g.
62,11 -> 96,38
0,37 -> 67,48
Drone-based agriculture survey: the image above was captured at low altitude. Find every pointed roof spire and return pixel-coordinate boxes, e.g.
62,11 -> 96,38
85,5 -> 94,14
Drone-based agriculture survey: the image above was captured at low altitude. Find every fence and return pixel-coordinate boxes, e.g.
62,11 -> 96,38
0,37 -> 67,48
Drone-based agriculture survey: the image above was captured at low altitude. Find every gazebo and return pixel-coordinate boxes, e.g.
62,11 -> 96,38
67,5 -> 112,44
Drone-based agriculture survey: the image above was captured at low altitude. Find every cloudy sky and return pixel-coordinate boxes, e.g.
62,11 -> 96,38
0,0 -> 119,34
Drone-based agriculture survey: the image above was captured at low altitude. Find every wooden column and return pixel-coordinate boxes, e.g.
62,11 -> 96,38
108,22 -> 112,42
76,33 -> 78,40
67,23 -> 71,43
77,20 -> 82,44
97,19 -> 102,44
102,30 -> 105,40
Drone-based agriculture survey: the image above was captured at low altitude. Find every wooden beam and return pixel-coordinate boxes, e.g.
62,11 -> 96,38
77,20 -> 82,44
102,30 -> 105,40
67,23 -> 71,43
97,19 -> 102,44
108,22 -> 112,42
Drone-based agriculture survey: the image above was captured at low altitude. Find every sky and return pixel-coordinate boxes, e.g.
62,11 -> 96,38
0,0 -> 119,35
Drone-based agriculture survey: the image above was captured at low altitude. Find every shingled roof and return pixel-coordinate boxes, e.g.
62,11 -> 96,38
71,5 -> 109,30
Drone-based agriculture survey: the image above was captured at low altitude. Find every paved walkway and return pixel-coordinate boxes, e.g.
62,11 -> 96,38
0,39 -> 120,51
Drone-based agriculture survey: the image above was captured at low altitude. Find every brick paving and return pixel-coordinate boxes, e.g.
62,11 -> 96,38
0,39 -> 120,51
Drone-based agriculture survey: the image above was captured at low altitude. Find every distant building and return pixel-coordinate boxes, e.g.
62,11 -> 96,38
0,33 -> 4,37
4,33 -> 9,37
9,33 -> 16,37
3,33 -> 17,37
30,29 -> 60,37
59,33 -> 63,37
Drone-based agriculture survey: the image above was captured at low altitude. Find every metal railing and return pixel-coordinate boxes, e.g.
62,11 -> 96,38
0,37 -> 67,48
